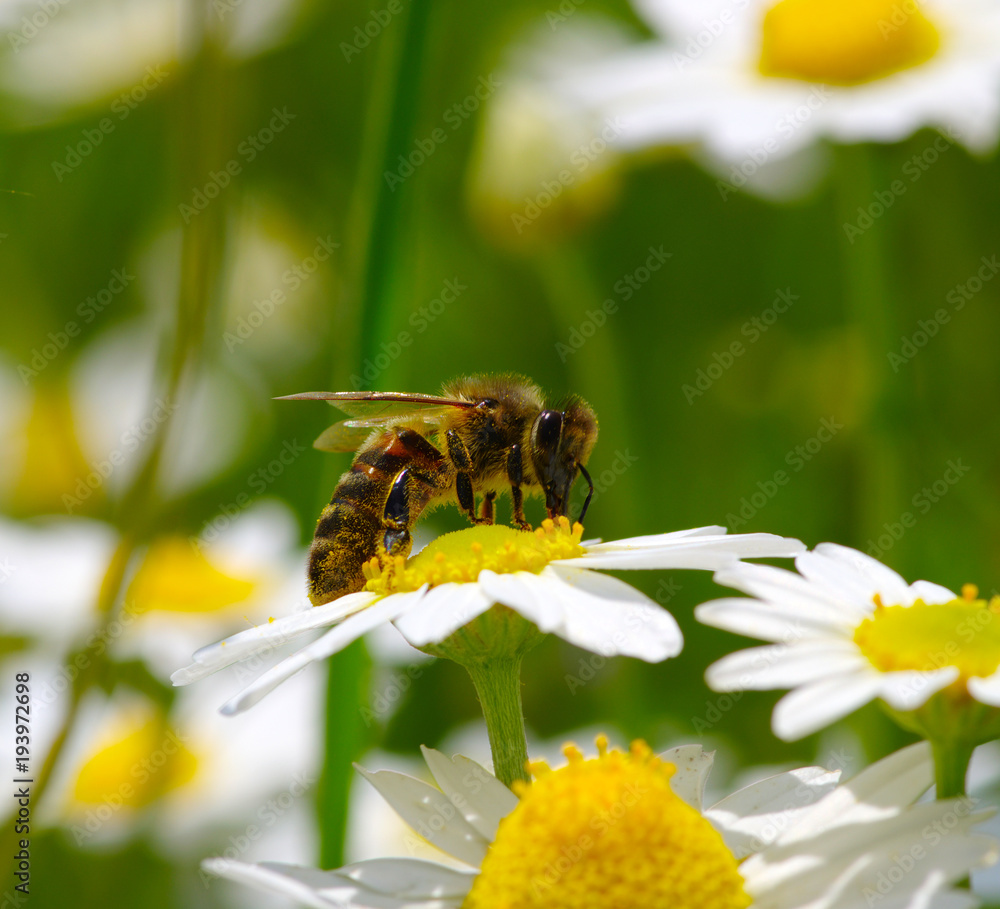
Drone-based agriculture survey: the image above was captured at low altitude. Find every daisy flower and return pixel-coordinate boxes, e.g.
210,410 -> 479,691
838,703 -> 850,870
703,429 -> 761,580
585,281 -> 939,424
173,519 -> 803,715
697,543 -> 1000,791
201,736 -> 997,909
519,0 -> 1000,197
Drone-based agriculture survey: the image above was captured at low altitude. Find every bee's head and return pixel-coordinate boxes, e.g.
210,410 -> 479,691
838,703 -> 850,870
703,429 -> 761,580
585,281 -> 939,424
529,396 -> 598,523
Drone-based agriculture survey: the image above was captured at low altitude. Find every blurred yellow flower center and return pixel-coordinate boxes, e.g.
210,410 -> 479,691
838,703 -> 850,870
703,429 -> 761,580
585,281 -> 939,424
127,536 -> 257,614
759,0 -> 941,86
72,716 -> 198,810
854,586 -> 1000,679
462,736 -> 750,909
363,517 -> 585,594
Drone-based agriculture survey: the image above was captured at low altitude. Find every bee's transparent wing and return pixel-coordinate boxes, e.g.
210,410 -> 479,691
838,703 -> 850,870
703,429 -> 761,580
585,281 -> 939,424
312,420 -> 376,452
277,391 -> 475,452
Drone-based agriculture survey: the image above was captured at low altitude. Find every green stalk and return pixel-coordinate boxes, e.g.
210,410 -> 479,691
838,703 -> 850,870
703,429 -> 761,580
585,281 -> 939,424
931,738 -> 973,799
317,0 -> 435,867
835,143 -> 904,549
466,658 -> 530,788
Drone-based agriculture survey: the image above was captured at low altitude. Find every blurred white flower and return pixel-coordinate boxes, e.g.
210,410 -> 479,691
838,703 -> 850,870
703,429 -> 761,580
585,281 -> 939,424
0,0 -> 306,122
501,0 -> 1000,198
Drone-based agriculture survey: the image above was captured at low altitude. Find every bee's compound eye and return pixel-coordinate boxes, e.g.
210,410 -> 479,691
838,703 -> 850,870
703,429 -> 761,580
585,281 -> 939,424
532,410 -> 563,450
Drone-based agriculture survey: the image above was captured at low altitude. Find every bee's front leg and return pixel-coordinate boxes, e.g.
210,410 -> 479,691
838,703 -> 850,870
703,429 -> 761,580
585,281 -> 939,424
445,430 -> 490,526
480,491 -> 497,524
507,443 -> 531,531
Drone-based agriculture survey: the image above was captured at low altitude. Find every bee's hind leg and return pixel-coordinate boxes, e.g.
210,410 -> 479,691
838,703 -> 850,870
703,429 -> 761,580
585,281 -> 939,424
383,469 -> 415,559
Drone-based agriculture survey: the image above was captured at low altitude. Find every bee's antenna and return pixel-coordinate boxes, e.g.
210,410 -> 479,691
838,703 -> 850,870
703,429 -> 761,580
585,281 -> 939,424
576,464 -> 594,525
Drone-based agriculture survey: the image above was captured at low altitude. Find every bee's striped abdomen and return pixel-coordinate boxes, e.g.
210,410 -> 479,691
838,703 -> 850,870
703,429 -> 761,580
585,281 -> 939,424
307,429 -> 448,605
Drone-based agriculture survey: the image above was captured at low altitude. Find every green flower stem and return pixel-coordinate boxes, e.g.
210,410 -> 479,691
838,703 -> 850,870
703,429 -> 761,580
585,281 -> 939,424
931,738 -> 974,799
835,143 -> 905,549
466,657 -> 530,788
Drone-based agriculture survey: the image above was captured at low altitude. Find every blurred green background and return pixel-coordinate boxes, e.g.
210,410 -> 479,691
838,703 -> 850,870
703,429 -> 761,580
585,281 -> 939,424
3,0 -> 1000,906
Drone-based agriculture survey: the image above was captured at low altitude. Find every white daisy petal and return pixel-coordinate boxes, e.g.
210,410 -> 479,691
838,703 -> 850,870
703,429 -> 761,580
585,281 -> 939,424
566,531 -> 804,570
219,593 -> 423,715
812,543 -> 912,603
908,579 -> 960,603
696,596 -> 855,641
706,766 -> 842,859
335,858 -> 477,899
968,672 -> 1000,705
660,744 -> 714,811
539,565 -> 683,660
171,591 -> 380,685
204,857 -> 472,908
393,584 -> 494,648
771,671 -> 883,741
778,741 -> 932,842
713,562 -> 870,624
420,747 -> 518,841
581,525 -> 728,549
355,768 -> 488,868
203,858 -> 346,909
876,667 -> 960,711
475,570 -> 564,633
705,640 -> 869,691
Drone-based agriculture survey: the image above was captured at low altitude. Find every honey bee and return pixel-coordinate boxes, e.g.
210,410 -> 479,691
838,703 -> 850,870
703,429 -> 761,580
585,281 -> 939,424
279,374 -> 598,605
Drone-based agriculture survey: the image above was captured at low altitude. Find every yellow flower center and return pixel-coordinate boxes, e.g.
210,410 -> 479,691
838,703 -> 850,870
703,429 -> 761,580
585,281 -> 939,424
758,0 -> 942,86
462,736 -> 750,909
363,517 -> 585,595
854,585 -> 1000,679
126,536 -> 257,614
72,715 -> 198,810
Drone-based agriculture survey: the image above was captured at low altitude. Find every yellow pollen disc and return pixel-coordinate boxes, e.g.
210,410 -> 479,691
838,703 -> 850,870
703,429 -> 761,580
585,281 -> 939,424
759,0 -> 941,86
854,592 -> 1000,680
72,715 -> 198,810
462,737 -> 750,909
363,517 -> 585,596
126,537 -> 257,614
